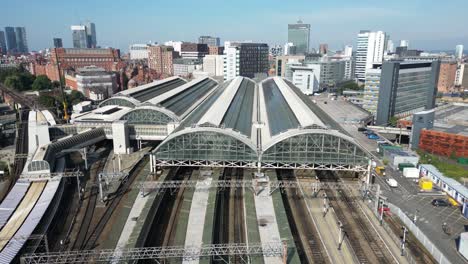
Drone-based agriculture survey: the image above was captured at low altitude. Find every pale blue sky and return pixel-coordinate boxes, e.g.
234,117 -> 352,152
1,0 -> 467,52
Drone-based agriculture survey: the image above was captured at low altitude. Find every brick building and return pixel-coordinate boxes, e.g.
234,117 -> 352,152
437,61 -> 457,93
180,43 -> 208,59
51,48 -> 121,72
148,46 -> 179,77
208,46 -> 224,55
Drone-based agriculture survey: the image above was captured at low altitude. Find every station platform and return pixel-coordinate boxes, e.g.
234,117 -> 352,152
184,168 -> 221,264
256,170 -> 299,264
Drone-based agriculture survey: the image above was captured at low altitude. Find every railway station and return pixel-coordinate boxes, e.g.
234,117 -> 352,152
0,76 -> 453,264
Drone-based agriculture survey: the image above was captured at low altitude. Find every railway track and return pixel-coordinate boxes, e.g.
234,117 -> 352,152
230,168 -> 246,263
213,167 -> 232,263
72,155 -> 106,250
278,169 -> 329,264
385,215 -> 436,264
82,156 -> 149,249
317,170 -> 395,264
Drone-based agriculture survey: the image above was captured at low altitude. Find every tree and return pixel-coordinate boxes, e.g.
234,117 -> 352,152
68,90 -> 85,105
32,75 -> 52,91
389,116 -> 399,127
52,80 -> 61,89
4,76 -> 23,90
38,95 -> 57,109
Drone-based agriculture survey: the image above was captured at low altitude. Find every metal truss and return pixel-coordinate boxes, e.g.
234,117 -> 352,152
154,159 -> 367,172
21,242 -> 285,264
21,171 -> 84,180
138,179 -> 377,196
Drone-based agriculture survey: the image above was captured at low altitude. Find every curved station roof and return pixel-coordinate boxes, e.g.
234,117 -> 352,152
154,76 -> 370,170
75,76 -> 219,125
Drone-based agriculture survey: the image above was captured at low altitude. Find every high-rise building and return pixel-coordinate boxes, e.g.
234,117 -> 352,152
15,27 -> 28,53
343,45 -> 353,57
355,30 -> 387,80
372,61 -> 440,125
180,43 -> 208,59
85,22 -> 97,48
437,61 -> 457,93
455,45 -> 464,60
223,42 -> 269,80
198,36 -> 220,47
386,40 -> 394,53
53,38 -> 63,48
0,31 -> 6,54
148,45 -> 179,77
319,44 -> 328,55
4,27 -> 17,53
400,40 -> 409,48
288,20 -> 310,55
71,25 -> 88,48
455,63 -> 464,86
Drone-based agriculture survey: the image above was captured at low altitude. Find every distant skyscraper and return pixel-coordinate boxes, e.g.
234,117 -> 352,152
288,20 -> 310,54
85,22 -> 97,48
53,38 -> 63,48
71,25 -> 88,48
344,45 -> 353,57
455,45 -> 464,60
15,27 -> 28,53
399,40 -> 409,48
198,36 -> 220,47
4,27 -> 17,53
0,31 -> 6,54
319,44 -> 328,55
386,39 -> 394,53
355,30 -> 387,80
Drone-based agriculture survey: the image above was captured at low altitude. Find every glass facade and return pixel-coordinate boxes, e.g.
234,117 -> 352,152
262,133 -> 368,166
288,22 -> 310,54
156,131 -> 258,162
120,108 -> 175,125
394,70 -> 432,116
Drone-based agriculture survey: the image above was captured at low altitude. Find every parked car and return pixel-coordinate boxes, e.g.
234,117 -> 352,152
386,178 -> 398,188
431,199 -> 450,207
368,134 -> 379,140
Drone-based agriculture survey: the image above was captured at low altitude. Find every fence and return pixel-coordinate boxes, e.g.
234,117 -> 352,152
386,203 -> 451,264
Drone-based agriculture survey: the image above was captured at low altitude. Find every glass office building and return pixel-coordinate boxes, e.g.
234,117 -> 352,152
288,20 -> 310,55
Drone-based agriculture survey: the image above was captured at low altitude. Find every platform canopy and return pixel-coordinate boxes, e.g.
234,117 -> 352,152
152,77 -> 371,171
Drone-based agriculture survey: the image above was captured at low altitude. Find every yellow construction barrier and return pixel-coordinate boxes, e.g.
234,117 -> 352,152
419,178 -> 433,191
447,196 -> 459,206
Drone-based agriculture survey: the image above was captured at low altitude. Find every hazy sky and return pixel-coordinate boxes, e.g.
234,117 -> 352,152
1,0 -> 467,52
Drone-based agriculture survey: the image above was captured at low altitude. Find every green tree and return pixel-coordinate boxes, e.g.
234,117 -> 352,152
68,90 -> 85,104
4,76 -> 23,90
52,80 -> 61,89
38,95 -> 57,109
32,75 -> 52,91
389,116 -> 399,127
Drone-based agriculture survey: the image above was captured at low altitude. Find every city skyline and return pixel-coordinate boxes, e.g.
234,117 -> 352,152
1,0 -> 467,52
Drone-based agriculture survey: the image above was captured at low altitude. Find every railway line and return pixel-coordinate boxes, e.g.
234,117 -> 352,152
277,169 -> 330,264
317,170 -> 396,264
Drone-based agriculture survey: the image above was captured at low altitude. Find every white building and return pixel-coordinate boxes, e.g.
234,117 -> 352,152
456,44 -> 464,60
129,44 -> 150,60
455,63 -> 465,86
164,41 -> 183,55
290,65 -> 320,95
386,39 -> 394,53
75,66 -> 117,101
173,58 -> 202,77
284,42 -> 296,55
223,44 -> 239,80
355,30 -> 386,81
400,40 -> 409,48
344,45 -> 353,57
203,55 -> 224,76
362,67 -> 382,114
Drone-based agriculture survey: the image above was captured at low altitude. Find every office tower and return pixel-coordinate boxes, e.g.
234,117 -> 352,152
288,20 -> 310,54
386,40 -> 394,53
4,27 -> 17,52
86,22 -> 97,48
344,45 -> 353,57
198,36 -> 220,47
319,44 -> 328,55
400,40 -> 409,48
455,45 -> 464,60
71,25 -> 88,48
0,31 -> 6,54
53,38 -> 63,48
180,43 -> 208,59
15,27 -> 28,53
148,45 -> 179,76
355,30 -> 387,81
223,42 -> 269,80
373,61 -> 440,125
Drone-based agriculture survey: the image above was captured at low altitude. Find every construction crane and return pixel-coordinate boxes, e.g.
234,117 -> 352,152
53,48 -> 69,121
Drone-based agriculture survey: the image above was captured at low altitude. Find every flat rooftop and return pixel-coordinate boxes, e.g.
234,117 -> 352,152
433,103 -> 468,136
